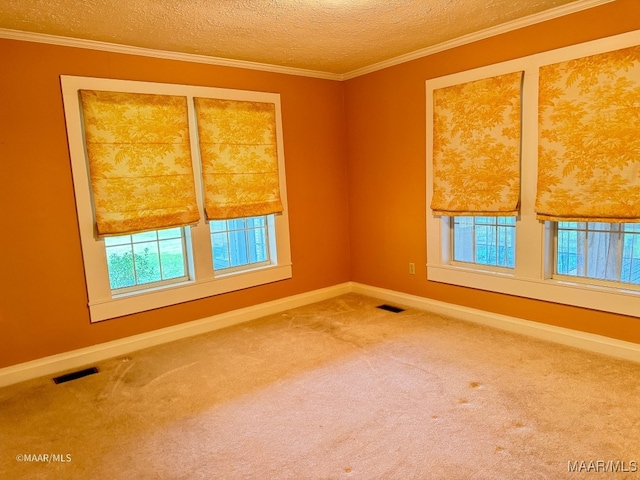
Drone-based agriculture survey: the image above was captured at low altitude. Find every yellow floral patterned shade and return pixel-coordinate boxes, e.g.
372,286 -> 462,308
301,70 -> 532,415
536,45 -> 640,222
80,90 -> 200,236
431,71 -> 523,216
194,98 -> 284,220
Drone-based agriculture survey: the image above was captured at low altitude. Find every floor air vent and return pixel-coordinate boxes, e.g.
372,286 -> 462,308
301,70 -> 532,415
53,367 -> 99,384
376,304 -> 405,313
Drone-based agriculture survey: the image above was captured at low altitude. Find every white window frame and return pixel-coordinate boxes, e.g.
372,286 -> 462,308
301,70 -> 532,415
62,76 -> 292,322
426,29 -> 640,319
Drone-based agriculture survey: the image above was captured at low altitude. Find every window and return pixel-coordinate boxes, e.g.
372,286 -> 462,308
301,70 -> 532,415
556,222 -> 640,287
105,228 -> 190,293
453,216 -> 515,269
62,76 -> 292,322
426,30 -> 640,318
210,215 -> 272,272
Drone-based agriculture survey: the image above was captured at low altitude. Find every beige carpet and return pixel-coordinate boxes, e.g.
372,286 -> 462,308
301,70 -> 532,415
1,294 -> 639,479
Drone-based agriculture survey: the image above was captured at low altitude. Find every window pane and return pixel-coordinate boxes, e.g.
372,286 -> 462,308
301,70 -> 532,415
106,244 -> 135,289
587,226 -> 617,281
247,216 -> 266,228
452,216 -> 515,268
453,217 -> 474,263
133,242 -> 161,285
557,224 -> 585,276
229,229 -> 249,267
104,235 -> 131,247
248,227 -> 267,263
622,227 -> 640,284
212,232 -> 230,270
131,230 -> 158,243
157,227 -> 182,240
555,222 -> 640,286
476,225 -> 494,264
497,224 -> 514,267
106,228 -> 188,291
210,220 -> 226,233
159,238 -> 185,279
210,215 -> 271,272
228,218 -> 247,230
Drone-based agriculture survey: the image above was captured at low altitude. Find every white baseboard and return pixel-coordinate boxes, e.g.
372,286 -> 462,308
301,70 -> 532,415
351,282 -> 640,364
0,283 -> 351,388
2,281 -> 639,388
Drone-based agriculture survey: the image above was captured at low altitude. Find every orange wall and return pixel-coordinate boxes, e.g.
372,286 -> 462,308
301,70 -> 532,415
0,40 -> 351,368
344,0 -> 640,344
2,0 -> 640,370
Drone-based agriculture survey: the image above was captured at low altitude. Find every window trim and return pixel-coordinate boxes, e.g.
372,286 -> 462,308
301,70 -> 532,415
426,29 -> 640,318
62,75 -> 292,322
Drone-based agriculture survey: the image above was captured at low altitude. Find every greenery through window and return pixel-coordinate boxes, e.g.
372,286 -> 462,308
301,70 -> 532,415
104,228 -> 189,291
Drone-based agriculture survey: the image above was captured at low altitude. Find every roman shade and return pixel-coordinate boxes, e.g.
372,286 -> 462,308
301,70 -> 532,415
430,71 -> 523,216
536,45 -> 640,222
80,90 -> 199,236
194,98 -> 284,220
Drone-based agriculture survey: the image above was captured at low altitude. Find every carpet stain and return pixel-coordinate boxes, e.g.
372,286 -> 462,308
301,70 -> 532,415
146,362 -> 199,387
3,294 -> 640,479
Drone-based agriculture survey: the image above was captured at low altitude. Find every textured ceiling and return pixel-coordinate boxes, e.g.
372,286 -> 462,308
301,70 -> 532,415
0,0 -> 595,74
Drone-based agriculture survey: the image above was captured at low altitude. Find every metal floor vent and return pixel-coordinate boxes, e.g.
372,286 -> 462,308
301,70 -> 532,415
53,367 -> 99,384
376,304 -> 405,313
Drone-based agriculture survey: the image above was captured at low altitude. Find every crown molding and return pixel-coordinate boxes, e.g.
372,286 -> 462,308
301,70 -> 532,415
0,0 -> 616,82
342,0 -> 616,80
0,28 -> 344,81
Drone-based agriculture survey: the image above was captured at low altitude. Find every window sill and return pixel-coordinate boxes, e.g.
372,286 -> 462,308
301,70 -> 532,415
89,263 -> 293,322
427,264 -> 640,318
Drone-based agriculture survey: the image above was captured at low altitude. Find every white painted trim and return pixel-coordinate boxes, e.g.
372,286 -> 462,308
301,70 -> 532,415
0,283 -> 352,388
60,75 -> 294,322
2,281 -> 639,388
351,283 -> 640,364
0,0 -> 613,81
424,29 -> 640,319
342,0 -> 615,79
0,28 -> 342,81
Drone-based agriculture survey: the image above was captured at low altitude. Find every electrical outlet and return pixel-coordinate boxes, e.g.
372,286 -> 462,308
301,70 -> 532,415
409,262 -> 415,275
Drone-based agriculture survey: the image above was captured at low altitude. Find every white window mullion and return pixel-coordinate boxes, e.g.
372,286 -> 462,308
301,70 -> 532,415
470,219 -> 475,263
584,225 -> 591,279
425,30 -> 640,319
62,76 -> 291,322
516,65 -> 545,281
616,225 -> 623,282
186,94 -> 215,282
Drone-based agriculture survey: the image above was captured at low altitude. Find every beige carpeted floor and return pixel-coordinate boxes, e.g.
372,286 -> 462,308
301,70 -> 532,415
1,294 -> 640,479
